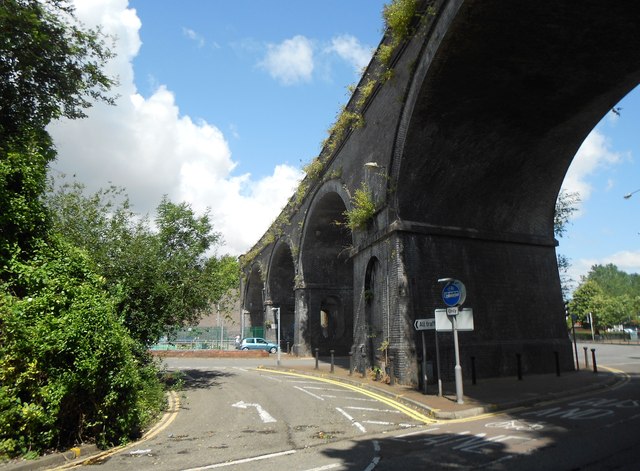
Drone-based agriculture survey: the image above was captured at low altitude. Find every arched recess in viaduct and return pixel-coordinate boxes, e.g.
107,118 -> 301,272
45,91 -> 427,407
267,241 -> 296,349
243,265 -> 264,337
299,183 -> 353,355
388,0 -> 640,378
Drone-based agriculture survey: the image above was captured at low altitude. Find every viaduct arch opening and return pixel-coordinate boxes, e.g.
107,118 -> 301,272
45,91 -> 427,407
300,191 -> 353,355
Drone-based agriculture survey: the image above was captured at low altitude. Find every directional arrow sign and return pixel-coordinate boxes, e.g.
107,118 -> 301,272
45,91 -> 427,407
232,401 -> 277,423
414,318 -> 436,331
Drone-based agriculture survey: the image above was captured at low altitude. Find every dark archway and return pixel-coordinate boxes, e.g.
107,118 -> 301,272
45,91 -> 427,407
244,265 -> 265,337
268,242 -> 296,350
300,190 -> 353,354
364,257 -> 384,366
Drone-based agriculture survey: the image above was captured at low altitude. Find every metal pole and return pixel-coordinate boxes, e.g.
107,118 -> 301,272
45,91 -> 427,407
589,313 -> 595,341
435,330 -> 443,397
421,330 -> 428,395
330,350 -> 335,373
452,315 -> 464,404
571,315 -> 579,370
315,348 -> 319,370
276,307 -> 281,366
591,348 -> 598,373
217,305 -> 221,350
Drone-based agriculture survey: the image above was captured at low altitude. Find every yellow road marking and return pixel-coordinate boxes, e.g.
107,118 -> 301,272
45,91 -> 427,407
53,390 -> 181,469
258,368 -> 438,424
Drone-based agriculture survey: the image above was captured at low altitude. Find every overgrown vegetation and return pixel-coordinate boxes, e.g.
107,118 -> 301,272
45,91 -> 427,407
0,0 -> 238,460
343,183 -> 376,231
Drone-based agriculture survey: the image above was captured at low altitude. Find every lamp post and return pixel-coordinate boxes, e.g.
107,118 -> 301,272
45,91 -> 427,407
623,188 -> 640,199
272,307 -> 281,366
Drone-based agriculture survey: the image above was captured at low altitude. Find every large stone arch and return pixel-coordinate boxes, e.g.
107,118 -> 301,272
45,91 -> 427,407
298,180 -> 354,355
243,264 -> 265,337
266,239 -> 296,350
386,0 -> 640,379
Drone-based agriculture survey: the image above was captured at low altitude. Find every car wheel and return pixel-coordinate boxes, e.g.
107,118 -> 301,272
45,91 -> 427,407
242,347 -> 249,351
269,347 -> 277,354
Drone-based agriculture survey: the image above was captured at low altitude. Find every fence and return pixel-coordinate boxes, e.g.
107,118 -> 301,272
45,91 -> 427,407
150,326 -> 266,351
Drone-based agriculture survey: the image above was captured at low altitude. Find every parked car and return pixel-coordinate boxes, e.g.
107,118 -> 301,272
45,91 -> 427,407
238,337 -> 279,353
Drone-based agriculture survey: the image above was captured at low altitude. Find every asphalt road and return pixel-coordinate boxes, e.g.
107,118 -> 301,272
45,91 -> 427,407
62,345 -> 639,470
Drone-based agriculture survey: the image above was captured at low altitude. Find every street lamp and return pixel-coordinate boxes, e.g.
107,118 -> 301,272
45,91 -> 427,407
272,307 -> 281,366
624,188 -> 640,199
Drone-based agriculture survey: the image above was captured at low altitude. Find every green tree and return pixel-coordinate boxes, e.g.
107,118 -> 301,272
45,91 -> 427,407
47,181 -> 238,346
554,190 -> 580,299
0,0 -> 115,145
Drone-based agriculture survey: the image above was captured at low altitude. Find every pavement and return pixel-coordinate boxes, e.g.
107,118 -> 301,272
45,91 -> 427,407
261,355 -> 623,420
2,354 -> 623,470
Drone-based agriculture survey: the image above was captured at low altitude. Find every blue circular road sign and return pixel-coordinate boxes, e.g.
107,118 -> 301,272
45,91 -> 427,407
442,280 -> 466,307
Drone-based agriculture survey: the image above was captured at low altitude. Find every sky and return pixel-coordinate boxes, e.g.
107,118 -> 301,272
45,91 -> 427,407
48,0 -> 639,291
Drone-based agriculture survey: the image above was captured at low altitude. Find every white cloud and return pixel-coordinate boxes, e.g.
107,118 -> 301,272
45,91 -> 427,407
570,250 -> 640,284
326,34 -> 374,73
48,0 -> 303,256
183,27 -> 205,48
563,129 -> 625,210
258,35 -> 314,85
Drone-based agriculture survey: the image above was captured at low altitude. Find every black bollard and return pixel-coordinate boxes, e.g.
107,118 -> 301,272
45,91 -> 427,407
516,353 -> 522,381
591,348 -> 598,373
315,348 -> 319,370
471,356 -> 477,385
349,351 -> 354,376
287,342 -> 290,354
361,351 -> 367,378
389,355 -> 395,386
330,350 -> 335,373
554,351 -> 560,376
583,346 -> 589,369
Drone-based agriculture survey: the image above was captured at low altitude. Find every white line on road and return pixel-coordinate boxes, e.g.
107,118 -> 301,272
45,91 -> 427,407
294,386 -> 325,401
232,401 -> 277,423
181,450 -> 296,470
336,407 -> 367,433
321,395 -> 377,402
364,440 -> 381,471
302,465 -> 341,471
345,406 -> 400,413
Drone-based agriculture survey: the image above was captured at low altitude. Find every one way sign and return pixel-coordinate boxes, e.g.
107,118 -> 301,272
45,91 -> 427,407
414,318 -> 436,331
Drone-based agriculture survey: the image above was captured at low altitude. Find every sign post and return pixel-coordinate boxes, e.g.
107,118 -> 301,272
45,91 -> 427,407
414,318 -> 435,394
438,278 -> 466,405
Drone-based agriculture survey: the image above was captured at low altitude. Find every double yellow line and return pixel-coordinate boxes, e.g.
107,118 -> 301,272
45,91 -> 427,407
259,368 -> 438,424
53,390 -> 181,469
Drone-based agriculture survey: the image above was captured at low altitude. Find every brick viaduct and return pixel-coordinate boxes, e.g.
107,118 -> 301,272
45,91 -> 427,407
240,0 -> 640,385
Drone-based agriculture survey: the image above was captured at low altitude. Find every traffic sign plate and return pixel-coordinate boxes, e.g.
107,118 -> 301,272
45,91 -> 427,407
414,318 -> 436,331
446,307 -> 459,316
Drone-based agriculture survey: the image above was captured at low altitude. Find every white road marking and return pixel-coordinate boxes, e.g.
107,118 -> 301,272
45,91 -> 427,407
294,386 -> 325,401
364,440 -> 381,471
321,395 -> 377,402
345,406 -> 400,414
232,401 -> 277,423
181,449 -> 296,470
336,407 -> 367,433
302,465 -> 341,471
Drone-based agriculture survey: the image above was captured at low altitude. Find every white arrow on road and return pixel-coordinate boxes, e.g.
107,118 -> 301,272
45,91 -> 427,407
232,401 -> 277,423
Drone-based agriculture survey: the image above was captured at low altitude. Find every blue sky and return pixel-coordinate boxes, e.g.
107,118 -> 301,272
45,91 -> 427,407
48,1 -> 639,290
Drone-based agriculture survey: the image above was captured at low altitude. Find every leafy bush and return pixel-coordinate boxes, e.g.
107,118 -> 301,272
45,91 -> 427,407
0,239 -> 164,459
343,184 -> 376,231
